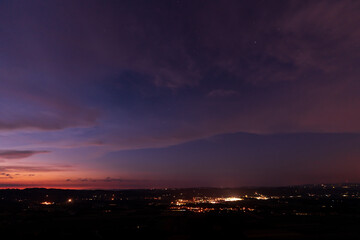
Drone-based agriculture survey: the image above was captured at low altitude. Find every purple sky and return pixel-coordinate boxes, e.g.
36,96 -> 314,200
1,0 -> 360,189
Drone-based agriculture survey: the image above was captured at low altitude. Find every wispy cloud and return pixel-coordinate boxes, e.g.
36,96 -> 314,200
65,177 -> 127,183
0,150 -> 50,159
0,150 -> 50,160
0,165 -> 72,173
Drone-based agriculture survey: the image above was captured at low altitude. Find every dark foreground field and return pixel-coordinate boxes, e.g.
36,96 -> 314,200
1,186 -> 360,239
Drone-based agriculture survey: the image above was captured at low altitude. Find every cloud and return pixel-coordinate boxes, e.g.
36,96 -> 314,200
0,172 -> 33,179
0,150 -> 50,159
0,183 -> 25,188
0,0 -> 359,152
0,112 -> 98,131
0,85 -> 99,131
65,177 -> 126,183
0,173 -> 13,179
0,165 -> 72,173
0,1 -> 201,90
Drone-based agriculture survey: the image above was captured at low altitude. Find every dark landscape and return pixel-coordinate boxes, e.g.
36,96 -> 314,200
1,1 -> 360,239
1,184 -> 360,239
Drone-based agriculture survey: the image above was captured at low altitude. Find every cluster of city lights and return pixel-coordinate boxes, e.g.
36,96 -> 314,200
170,197 -> 256,213
173,196 -> 244,206
169,194 -> 271,213
40,199 -> 73,205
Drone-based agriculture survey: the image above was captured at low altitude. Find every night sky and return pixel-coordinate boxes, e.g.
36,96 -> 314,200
1,0 -> 360,189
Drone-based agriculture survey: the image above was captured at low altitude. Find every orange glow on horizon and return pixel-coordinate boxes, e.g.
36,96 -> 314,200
0,165 -> 134,189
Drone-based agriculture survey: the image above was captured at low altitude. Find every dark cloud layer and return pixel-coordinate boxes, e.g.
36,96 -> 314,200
0,0 -> 359,138
1,0 -> 360,187
0,150 -> 49,159
106,132 -> 360,187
